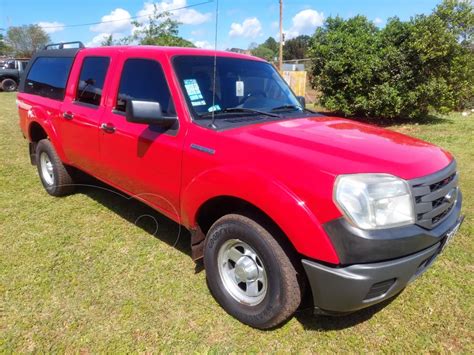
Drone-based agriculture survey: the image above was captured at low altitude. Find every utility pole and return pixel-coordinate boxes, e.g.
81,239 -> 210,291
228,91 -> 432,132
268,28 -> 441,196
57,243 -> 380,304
279,0 -> 283,70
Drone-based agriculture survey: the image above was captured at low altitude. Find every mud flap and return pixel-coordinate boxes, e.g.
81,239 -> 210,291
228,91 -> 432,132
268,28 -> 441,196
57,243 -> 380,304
191,226 -> 206,261
29,142 -> 37,165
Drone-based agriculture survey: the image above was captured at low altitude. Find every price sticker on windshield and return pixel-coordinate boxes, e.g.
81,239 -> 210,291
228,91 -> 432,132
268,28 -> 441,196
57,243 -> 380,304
184,79 -> 206,106
236,81 -> 244,97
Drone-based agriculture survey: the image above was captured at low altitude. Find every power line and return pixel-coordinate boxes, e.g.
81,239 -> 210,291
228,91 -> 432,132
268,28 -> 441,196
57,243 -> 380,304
39,0 -> 214,29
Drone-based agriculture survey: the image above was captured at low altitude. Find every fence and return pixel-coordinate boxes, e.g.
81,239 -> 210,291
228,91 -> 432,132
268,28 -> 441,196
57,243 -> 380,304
280,70 -> 307,97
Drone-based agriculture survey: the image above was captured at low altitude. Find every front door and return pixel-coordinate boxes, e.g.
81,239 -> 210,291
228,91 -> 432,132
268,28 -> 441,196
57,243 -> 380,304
98,54 -> 184,221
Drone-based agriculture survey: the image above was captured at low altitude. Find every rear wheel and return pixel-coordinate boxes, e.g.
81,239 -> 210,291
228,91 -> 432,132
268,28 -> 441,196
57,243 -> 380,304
1,78 -> 18,92
204,214 -> 302,329
36,139 -> 75,196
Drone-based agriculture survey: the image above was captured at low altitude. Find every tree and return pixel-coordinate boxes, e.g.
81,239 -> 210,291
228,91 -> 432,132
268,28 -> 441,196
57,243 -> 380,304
101,34 -> 114,46
251,46 -> 275,61
309,16 -> 381,116
434,0 -> 474,109
434,0 -> 474,45
262,37 -> 279,54
128,5 -> 194,47
251,37 -> 278,61
0,33 -> 12,56
283,35 -> 311,60
100,34 -> 132,46
5,25 -> 50,57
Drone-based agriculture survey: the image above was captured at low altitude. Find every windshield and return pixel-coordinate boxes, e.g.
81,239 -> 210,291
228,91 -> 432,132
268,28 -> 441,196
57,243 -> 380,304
173,56 -> 303,119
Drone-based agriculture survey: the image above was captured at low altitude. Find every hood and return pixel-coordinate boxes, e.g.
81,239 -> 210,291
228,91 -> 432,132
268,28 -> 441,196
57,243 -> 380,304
230,115 -> 452,180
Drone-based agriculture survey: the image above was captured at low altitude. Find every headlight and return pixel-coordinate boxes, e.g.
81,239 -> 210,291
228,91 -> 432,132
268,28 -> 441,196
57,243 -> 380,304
334,174 -> 414,230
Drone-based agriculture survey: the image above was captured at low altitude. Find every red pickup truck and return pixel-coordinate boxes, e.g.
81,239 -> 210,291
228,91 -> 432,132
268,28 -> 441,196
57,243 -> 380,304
17,42 -> 463,329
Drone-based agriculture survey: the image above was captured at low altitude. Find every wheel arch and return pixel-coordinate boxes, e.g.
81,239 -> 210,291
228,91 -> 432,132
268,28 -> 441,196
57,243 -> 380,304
26,118 -> 69,164
29,121 -> 48,142
196,195 -> 298,253
182,167 -> 340,264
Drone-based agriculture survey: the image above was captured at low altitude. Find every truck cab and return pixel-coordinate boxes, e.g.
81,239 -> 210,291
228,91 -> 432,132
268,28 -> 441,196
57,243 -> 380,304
17,42 -> 463,329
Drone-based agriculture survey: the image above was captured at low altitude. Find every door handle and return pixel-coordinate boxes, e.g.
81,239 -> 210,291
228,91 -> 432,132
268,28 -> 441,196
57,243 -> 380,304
63,112 -> 74,120
100,123 -> 116,133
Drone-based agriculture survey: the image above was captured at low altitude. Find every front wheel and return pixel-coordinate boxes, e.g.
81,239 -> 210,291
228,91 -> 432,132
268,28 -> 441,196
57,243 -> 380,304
204,214 -> 302,329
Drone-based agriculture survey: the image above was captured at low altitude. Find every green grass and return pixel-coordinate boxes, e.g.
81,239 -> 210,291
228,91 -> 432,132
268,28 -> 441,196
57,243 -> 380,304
1,92 -> 473,352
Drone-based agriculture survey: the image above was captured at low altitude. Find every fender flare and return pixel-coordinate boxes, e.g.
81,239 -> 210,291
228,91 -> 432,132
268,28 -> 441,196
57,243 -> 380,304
26,106 -> 70,164
181,166 -> 339,264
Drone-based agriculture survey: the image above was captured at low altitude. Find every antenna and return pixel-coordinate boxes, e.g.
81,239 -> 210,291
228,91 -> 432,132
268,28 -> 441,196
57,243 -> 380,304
209,0 -> 219,129
279,0 -> 283,70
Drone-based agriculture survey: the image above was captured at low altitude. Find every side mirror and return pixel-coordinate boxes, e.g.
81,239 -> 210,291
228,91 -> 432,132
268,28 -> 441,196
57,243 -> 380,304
85,78 -> 96,86
126,100 -> 177,128
296,96 -> 306,108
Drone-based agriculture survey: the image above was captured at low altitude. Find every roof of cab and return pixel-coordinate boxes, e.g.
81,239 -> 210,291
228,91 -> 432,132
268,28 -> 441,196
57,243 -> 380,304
19,45 -> 265,93
79,45 -> 265,62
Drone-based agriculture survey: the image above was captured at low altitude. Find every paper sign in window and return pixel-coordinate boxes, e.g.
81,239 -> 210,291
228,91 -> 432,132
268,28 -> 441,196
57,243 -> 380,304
236,81 -> 244,97
184,79 -> 206,106
208,104 -> 221,112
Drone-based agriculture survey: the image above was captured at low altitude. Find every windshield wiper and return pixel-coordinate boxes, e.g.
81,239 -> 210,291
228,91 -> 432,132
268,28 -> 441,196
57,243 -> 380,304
270,104 -> 302,112
223,107 -> 281,118
271,104 -> 318,114
199,107 -> 280,119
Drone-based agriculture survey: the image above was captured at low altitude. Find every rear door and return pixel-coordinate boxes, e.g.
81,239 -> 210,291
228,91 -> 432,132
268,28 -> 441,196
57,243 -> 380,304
98,52 -> 185,220
59,51 -> 116,173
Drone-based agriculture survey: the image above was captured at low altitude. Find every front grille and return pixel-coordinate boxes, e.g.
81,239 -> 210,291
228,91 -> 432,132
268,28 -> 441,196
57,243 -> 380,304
410,161 -> 458,229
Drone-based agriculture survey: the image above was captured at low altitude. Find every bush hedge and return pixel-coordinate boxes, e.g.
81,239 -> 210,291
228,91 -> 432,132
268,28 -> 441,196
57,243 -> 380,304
309,0 -> 474,118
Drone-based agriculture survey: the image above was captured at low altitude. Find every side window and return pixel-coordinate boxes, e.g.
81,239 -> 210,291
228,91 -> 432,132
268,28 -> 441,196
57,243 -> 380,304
116,58 -> 174,114
75,56 -> 110,106
24,57 -> 74,100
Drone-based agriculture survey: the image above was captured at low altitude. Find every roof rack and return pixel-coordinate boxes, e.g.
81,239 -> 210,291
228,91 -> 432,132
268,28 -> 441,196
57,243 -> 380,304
44,41 -> 85,50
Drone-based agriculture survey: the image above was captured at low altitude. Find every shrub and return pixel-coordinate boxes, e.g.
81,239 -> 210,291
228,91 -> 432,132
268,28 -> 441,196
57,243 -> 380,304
310,16 -> 381,116
309,0 -> 474,119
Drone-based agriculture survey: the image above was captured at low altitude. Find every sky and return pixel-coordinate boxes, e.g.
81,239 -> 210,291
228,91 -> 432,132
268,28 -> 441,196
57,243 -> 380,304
0,0 -> 443,50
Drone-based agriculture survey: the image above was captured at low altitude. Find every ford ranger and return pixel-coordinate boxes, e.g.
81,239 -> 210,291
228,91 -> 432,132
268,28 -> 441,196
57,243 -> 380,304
17,42 -> 464,329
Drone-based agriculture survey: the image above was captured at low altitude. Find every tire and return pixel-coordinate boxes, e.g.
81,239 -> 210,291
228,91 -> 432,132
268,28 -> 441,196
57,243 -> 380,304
1,78 -> 18,92
204,214 -> 302,329
35,139 -> 75,196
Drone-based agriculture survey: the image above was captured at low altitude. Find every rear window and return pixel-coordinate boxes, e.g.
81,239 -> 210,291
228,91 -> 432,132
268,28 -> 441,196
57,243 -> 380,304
75,57 -> 110,107
24,57 -> 73,100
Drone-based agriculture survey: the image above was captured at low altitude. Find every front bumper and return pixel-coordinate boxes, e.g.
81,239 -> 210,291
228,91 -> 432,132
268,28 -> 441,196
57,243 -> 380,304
302,215 -> 464,314
324,192 -> 463,264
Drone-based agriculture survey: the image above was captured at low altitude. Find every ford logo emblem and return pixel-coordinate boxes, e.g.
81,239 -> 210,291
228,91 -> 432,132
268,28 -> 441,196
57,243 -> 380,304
444,188 -> 458,204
